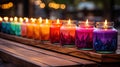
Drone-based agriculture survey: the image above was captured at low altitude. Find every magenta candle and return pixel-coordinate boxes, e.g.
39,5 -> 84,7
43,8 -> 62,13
60,20 -> 76,47
50,19 -> 62,43
75,20 -> 94,50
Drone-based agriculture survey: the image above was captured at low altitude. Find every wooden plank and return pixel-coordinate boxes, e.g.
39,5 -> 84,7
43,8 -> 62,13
0,38 -> 97,67
0,32 -> 120,63
0,41 -> 82,67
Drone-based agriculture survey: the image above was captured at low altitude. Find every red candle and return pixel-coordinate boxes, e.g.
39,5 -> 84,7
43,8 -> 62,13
26,18 -> 35,38
34,17 -> 42,40
50,19 -> 62,43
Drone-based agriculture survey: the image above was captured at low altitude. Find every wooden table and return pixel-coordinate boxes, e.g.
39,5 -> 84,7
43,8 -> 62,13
0,32 -> 120,67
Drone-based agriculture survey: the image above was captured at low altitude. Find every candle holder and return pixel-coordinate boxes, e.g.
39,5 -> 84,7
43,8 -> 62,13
93,22 -> 118,53
75,21 -> 94,50
50,20 -> 62,43
60,20 -> 76,47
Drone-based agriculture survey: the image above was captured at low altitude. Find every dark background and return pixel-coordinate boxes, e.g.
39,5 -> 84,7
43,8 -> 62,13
0,0 -> 120,27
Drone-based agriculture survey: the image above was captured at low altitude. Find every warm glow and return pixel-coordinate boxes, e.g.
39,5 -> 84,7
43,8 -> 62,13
1,2 -> 13,9
25,18 -> 29,22
14,17 -> 18,22
60,4 -> 66,9
104,20 -> 108,29
31,18 -> 36,23
68,19 -> 71,24
4,17 -> 8,21
10,17 -> 13,22
46,19 -> 49,24
85,19 -> 89,26
0,17 -> 3,21
19,17 -> 23,23
39,3 -> 45,8
38,17 -> 42,23
57,19 -> 60,24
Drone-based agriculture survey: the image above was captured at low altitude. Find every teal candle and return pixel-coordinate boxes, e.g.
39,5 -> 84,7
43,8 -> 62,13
9,17 -> 15,35
1,17 -> 9,33
15,17 -> 23,36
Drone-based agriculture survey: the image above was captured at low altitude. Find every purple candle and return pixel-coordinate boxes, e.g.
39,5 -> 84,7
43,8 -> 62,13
93,21 -> 118,53
75,20 -> 94,50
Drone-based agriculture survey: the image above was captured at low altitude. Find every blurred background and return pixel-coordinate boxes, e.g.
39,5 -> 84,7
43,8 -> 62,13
0,0 -> 120,27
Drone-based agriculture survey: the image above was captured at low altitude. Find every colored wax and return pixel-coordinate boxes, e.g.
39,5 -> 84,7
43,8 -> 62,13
93,28 -> 118,53
60,23 -> 76,47
50,22 -> 62,43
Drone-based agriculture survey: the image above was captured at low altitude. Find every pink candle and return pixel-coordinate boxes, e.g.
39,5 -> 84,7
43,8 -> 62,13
75,20 -> 94,50
60,19 -> 76,47
21,18 -> 28,37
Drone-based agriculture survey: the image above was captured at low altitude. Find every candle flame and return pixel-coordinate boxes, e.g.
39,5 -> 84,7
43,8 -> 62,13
4,17 -> 8,22
25,18 -> 29,22
10,17 -> 13,22
30,18 -> 36,23
68,19 -> 71,24
104,20 -> 108,29
38,17 -> 42,23
56,19 -> 60,24
19,17 -> 23,23
14,17 -> 18,22
86,19 -> 89,26
0,17 -> 3,21
46,19 -> 48,24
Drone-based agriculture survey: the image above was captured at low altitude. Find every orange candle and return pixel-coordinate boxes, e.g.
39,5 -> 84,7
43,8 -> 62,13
40,19 -> 50,41
34,17 -> 42,40
27,18 -> 35,38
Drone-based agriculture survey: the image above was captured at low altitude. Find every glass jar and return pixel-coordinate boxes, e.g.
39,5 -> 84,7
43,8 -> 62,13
50,20 -> 62,43
75,21 -> 94,50
60,21 -> 76,47
93,22 -> 118,53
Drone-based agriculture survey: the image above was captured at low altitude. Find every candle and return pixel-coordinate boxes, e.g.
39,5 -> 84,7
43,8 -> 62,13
1,17 -> 8,33
0,17 -> 3,32
50,19 -> 62,43
60,19 -> 76,47
40,19 -> 50,41
34,17 -> 42,40
10,17 -> 17,35
27,18 -> 35,38
75,20 -> 94,50
21,17 -> 28,37
9,17 -> 14,34
93,20 -> 118,53
15,17 -> 23,36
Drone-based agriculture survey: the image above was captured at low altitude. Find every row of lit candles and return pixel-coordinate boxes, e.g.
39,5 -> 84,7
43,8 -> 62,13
0,17 -> 118,53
